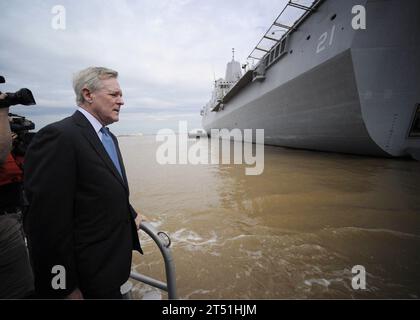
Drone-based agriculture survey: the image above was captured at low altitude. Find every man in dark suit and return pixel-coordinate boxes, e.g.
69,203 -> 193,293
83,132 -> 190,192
24,67 -> 142,299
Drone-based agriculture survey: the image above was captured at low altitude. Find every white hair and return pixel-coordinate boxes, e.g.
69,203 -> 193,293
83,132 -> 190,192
72,67 -> 118,106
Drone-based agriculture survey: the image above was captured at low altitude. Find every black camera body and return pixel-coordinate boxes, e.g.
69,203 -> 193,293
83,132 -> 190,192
9,114 -> 35,133
0,76 -> 37,157
0,75 -> 36,109
0,88 -> 36,109
10,117 -> 36,157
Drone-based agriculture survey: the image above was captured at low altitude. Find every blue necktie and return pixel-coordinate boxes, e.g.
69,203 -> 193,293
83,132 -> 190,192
100,127 -> 123,177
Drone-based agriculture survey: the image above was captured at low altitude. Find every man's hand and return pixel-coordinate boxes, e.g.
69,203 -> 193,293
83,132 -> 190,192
66,288 -> 84,300
131,205 -> 145,230
135,213 -> 142,230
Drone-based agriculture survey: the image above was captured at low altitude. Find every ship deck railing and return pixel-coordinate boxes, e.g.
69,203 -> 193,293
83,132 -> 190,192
247,0 -> 325,64
124,221 -> 178,300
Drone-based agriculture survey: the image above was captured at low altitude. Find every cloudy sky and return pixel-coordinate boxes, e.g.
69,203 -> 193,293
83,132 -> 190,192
0,0 -> 290,134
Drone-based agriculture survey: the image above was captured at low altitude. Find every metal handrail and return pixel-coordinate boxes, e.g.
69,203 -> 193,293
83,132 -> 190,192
247,0 -> 325,62
129,221 -> 177,299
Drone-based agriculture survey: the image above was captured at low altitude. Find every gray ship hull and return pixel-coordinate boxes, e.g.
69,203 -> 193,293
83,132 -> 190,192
202,0 -> 420,158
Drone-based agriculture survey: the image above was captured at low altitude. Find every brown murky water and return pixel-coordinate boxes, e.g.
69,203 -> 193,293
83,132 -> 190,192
119,135 -> 420,299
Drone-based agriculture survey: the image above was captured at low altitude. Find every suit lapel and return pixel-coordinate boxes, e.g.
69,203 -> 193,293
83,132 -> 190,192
72,111 -> 128,192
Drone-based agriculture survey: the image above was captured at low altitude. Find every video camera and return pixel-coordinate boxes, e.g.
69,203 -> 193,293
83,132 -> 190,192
0,75 -> 37,156
9,114 -> 36,157
9,114 -> 35,133
0,75 -> 36,109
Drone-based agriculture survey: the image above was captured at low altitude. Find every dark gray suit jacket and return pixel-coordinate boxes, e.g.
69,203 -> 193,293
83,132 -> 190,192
24,110 -> 142,298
